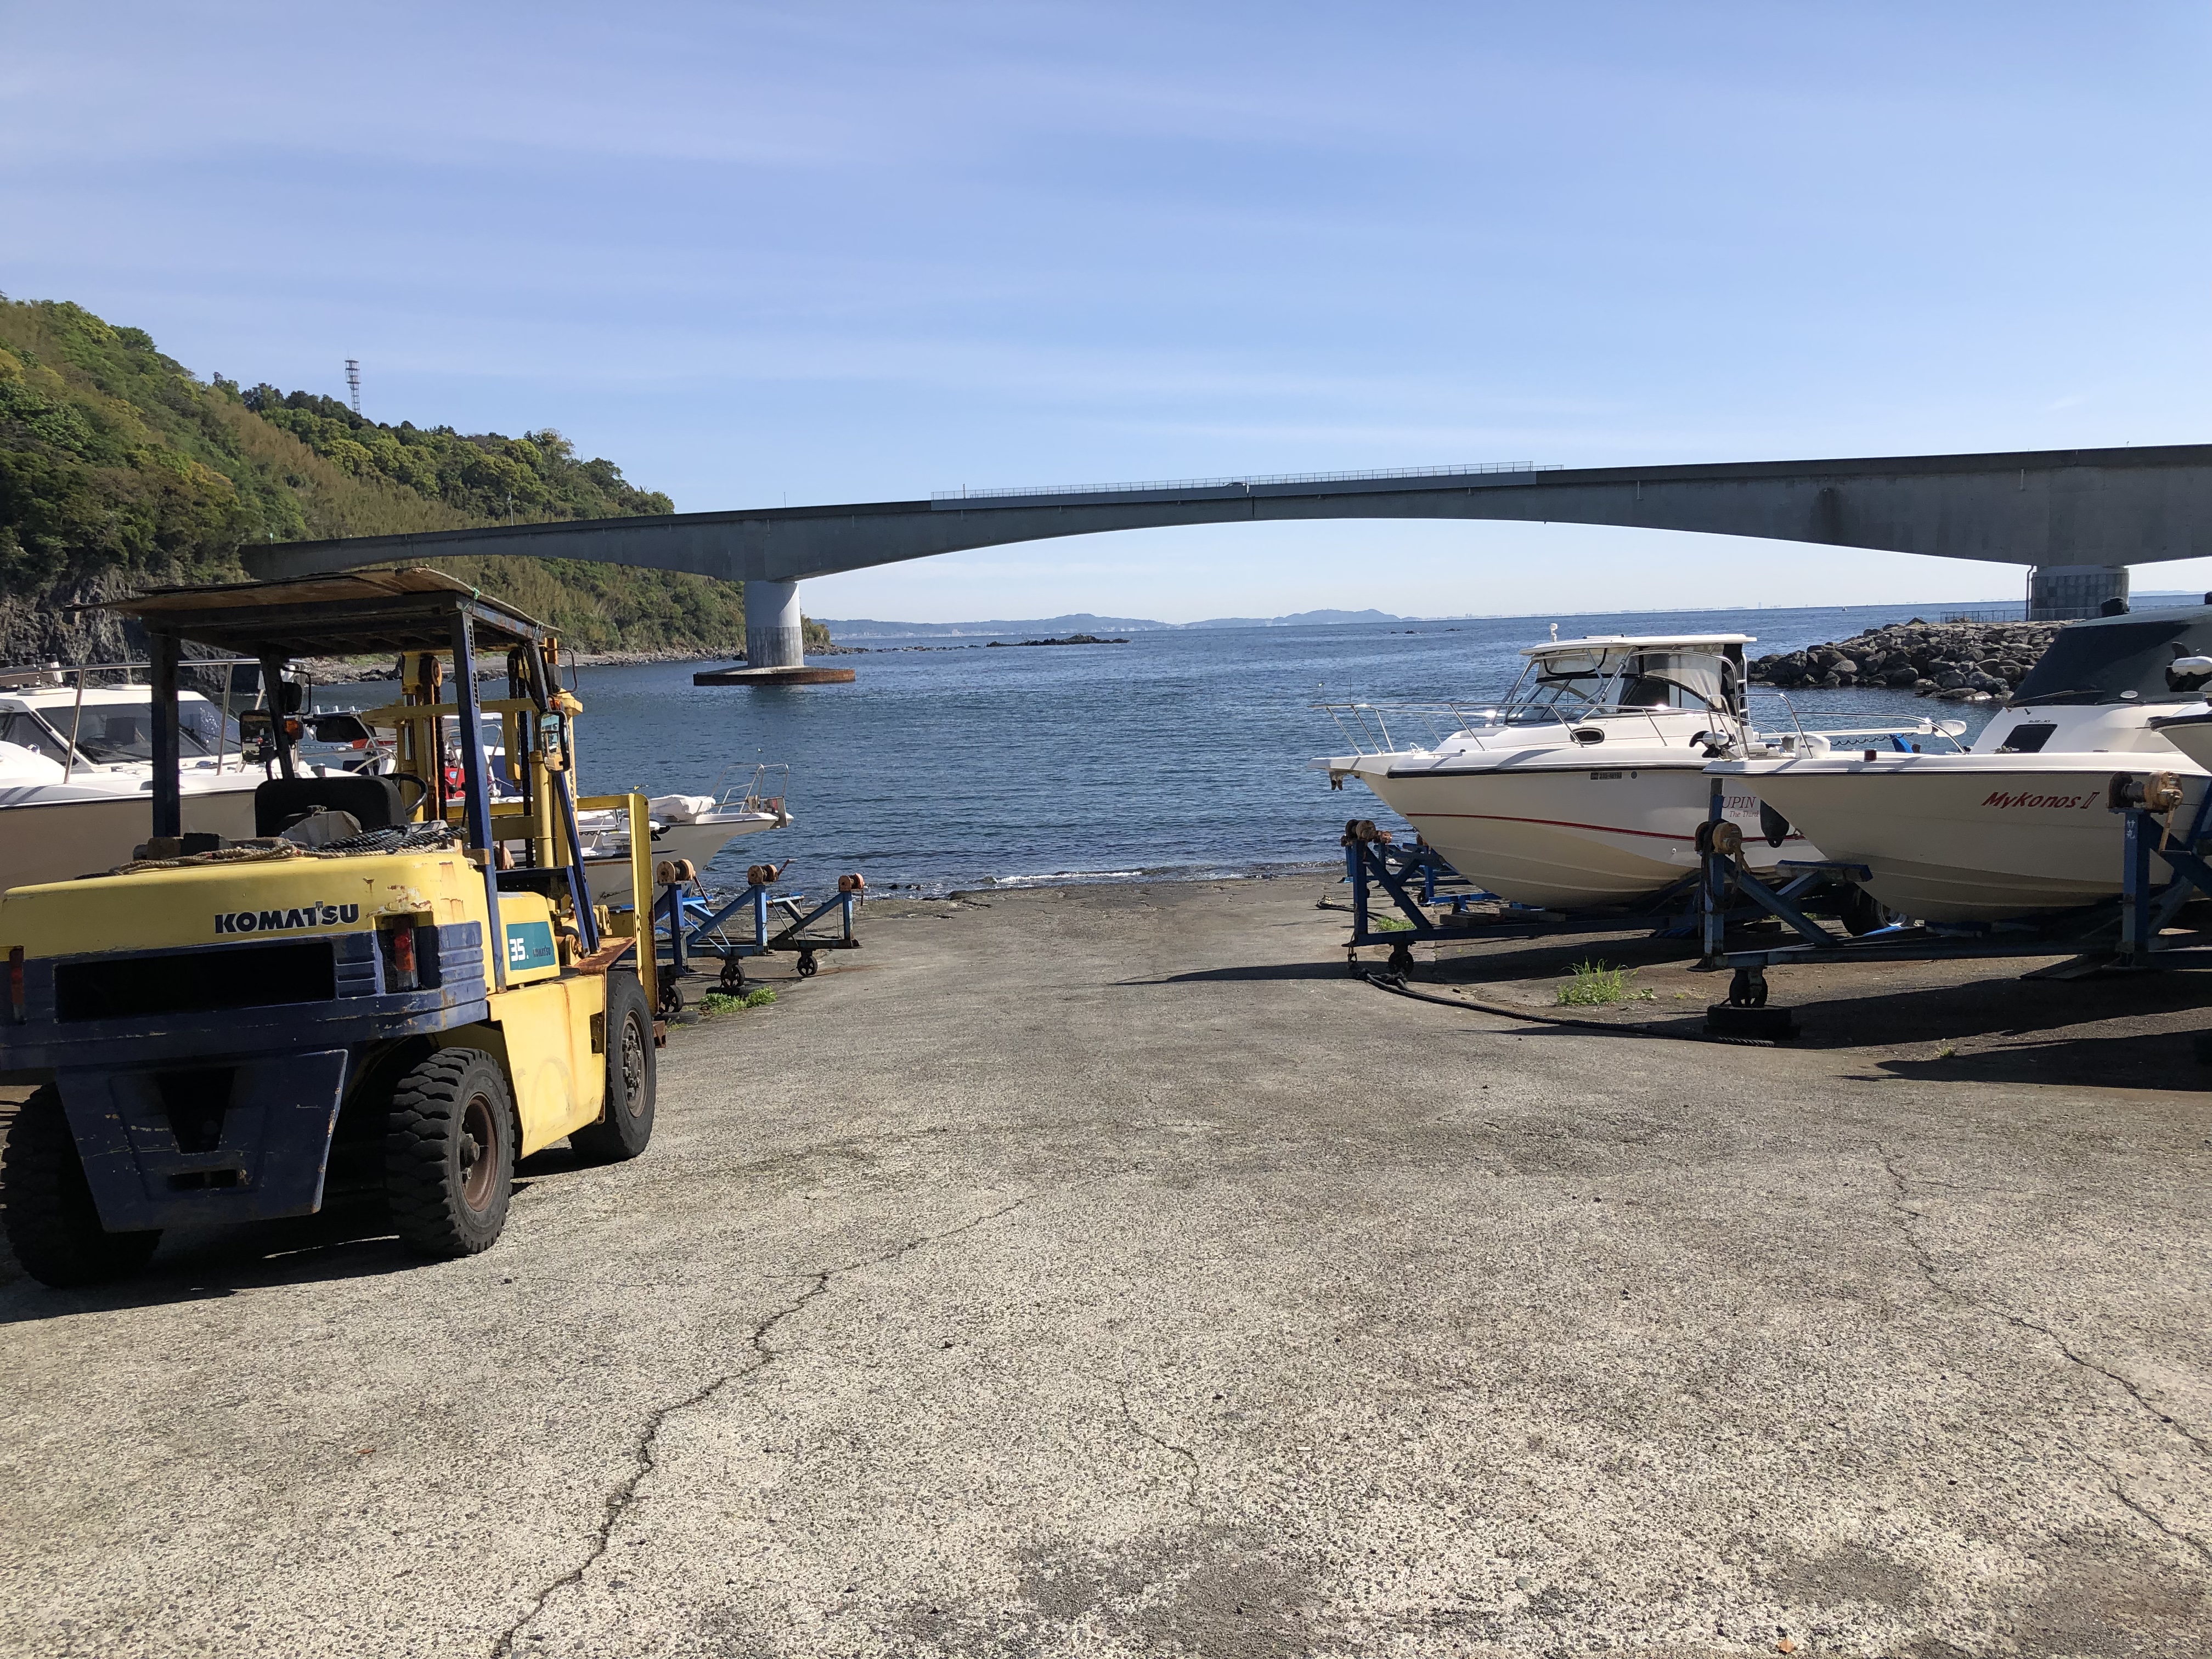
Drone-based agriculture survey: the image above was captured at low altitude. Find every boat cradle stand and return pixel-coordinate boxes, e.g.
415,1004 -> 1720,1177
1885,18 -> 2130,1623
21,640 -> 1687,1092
1336,819 -> 1725,977
1696,774 -> 2212,1046
652,861 -> 864,1014
1339,820 -> 1527,974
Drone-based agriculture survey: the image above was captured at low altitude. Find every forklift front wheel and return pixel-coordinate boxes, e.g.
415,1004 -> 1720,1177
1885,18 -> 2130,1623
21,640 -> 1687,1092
571,974 -> 656,1163
1,1086 -> 161,1288
385,1048 -> 517,1259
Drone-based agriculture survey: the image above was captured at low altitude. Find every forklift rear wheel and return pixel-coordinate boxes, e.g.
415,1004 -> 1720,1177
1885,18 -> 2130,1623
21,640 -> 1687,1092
1,1086 -> 161,1287
385,1048 -> 516,1259
571,974 -> 656,1163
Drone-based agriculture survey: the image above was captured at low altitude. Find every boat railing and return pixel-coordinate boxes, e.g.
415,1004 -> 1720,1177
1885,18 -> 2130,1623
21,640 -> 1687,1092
0,656 -> 264,782
1745,690 -> 1971,752
707,761 -> 792,819
1312,700 -> 1709,754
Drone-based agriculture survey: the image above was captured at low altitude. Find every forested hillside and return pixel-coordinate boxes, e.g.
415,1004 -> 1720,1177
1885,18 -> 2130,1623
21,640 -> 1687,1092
0,297 -> 771,661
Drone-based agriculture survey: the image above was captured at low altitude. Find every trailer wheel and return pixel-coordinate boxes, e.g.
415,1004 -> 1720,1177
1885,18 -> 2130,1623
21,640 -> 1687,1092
1,1086 -> 161,1287
1836,883 -> 1888,937
571,973 -> 656,1163
385,1048 -> 516,1259
796,951 -> 818,978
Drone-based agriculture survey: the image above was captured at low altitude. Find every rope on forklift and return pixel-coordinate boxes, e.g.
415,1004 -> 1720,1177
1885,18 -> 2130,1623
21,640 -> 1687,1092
1358,969 -> 1783,1048
101,822 -> 459,877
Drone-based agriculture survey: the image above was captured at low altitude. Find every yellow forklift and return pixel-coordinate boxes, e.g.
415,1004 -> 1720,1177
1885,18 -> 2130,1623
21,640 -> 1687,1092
0,569 -> 660,1286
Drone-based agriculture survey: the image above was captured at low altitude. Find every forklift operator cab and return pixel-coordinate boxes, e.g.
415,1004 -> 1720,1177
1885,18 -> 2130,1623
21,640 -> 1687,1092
0,569 -> 661,1288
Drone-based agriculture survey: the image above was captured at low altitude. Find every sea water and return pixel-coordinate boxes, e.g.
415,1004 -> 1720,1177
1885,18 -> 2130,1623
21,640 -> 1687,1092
552,604 -> 2004,895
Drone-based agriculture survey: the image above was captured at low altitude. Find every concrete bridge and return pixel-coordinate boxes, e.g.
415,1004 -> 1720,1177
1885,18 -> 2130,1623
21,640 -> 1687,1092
242,443 -> 2212,668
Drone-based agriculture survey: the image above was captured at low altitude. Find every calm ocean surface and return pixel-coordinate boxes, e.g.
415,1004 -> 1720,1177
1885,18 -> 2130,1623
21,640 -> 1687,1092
557,605 -> 2005,895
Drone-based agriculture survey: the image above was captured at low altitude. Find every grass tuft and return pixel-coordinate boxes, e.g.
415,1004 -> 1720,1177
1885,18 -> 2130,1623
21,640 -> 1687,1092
1556,960 -> 1656,1007
698,987 -> 777,1015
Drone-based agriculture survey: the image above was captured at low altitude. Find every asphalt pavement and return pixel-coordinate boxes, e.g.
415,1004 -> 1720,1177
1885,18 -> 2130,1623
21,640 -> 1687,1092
2,877 -> 2207,1657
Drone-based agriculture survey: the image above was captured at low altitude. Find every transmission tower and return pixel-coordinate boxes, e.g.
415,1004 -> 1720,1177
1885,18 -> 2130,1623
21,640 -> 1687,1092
345,359 -> 361,416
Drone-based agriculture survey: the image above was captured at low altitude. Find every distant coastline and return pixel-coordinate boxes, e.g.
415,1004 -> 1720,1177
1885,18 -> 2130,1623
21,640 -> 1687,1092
817,592 -> 2208,645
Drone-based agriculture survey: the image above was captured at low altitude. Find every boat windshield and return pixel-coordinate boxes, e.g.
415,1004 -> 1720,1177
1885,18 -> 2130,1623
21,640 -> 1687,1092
1503,647 -> 1740,723
0,697 -> 232,765
2011,617 -> 2212,707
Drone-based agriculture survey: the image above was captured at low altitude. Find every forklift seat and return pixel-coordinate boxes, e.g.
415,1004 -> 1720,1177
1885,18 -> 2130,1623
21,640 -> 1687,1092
255,775 -> 408,838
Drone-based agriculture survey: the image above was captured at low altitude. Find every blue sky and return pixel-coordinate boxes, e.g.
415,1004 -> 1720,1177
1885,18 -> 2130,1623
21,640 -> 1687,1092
4,2 -> 2207,622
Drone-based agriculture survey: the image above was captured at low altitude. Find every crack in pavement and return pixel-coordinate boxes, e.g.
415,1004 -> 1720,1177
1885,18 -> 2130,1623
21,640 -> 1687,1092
487,1190 -> 1043,1657
1875,1146 -> 2212,1565
1117,1385 -> 1205,1516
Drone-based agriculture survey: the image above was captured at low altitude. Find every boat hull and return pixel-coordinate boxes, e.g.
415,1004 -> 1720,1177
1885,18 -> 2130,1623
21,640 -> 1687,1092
1717,756 -> 2207,921
0,782 -> 261,889
1344,757 -> 1801,907
582,813 -> 783,904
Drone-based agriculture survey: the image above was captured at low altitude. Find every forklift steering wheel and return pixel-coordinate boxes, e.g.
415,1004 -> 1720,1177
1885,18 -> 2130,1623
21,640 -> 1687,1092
387,772 -> 432,813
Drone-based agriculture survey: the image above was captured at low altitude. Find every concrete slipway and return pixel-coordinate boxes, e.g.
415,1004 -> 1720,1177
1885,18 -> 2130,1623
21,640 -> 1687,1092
1,877 -> 2206,1657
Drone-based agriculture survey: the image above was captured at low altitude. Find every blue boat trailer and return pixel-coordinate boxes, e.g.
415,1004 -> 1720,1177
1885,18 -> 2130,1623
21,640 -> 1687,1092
1339,818 -> 1719,973
1339,820 -> 1509,973
1692,773 -> 2212,1040
650,861 -> 864,1009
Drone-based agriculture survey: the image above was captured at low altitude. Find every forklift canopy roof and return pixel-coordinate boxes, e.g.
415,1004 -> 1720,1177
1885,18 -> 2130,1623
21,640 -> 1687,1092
103,568 -> 552,659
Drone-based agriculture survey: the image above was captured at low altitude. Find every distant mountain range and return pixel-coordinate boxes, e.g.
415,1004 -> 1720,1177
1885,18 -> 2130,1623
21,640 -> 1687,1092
817,608 -> 1406,639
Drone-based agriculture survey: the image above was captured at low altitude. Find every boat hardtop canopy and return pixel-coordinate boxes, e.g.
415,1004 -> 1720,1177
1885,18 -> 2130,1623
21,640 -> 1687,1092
2005,601 -> 2212,709
1520,633 -> 1755,659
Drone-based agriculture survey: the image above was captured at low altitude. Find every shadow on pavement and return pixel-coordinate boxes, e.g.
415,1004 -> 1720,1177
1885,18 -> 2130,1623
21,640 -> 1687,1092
0,1146 -> 594,1320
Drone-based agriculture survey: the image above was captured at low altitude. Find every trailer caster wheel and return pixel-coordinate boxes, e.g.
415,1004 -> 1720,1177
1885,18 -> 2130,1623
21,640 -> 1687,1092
718,957 -> 747,995
1386,943 -> 1415,974
797,951 -> 818,978
1,1086 -> 161,1287
385,1048 -> 517,1259
1726,967 -> 1768,1007
657,977 -> 686,1019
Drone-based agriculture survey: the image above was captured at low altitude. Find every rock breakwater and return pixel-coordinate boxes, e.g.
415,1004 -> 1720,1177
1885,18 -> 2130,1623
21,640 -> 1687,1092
1750,619 -> 2061,703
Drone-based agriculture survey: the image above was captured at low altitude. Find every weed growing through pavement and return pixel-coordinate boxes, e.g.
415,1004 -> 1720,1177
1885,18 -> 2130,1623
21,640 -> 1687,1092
1370,915 -> 1414,933
1556,960 -> 1656,1007
699,988 -> 777,1015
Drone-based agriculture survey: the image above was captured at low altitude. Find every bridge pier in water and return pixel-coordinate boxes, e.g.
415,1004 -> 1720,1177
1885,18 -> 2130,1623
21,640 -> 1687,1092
745,579 -> 805,669
2027,562 -> 2129,620
695,577 -> 855,686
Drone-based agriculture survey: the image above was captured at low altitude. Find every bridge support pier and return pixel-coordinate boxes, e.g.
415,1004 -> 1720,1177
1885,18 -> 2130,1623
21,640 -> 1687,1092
745,579 -> 805,669
695,577 -> 854,686
2027,563 -> 2129,620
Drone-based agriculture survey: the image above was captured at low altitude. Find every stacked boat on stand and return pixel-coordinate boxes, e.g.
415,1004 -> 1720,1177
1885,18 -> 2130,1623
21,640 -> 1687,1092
1320,602 -> 2212,1025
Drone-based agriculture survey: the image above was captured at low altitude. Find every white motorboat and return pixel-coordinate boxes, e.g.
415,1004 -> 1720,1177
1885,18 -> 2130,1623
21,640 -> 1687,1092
1318,634 -> 1949,909
0,669 -> 266,887
573,765 -> 792,902
325,695 -> 795,907
1709,604 -> 2212,922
